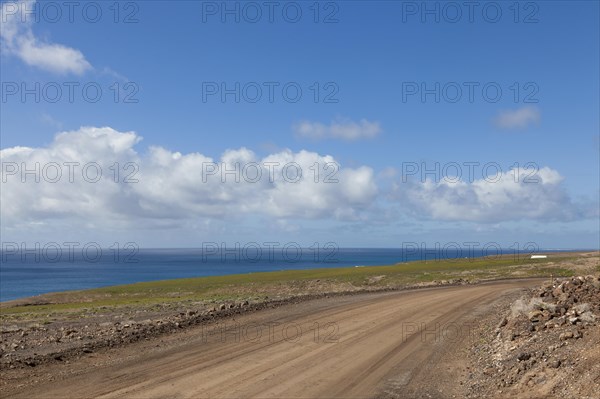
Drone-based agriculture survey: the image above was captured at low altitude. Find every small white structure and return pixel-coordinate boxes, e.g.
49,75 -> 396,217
531,255 -> 548,259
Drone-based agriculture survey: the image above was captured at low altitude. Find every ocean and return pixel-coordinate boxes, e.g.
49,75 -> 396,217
0,247 -> 565,302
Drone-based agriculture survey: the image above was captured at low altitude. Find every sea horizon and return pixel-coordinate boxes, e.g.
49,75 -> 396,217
1,247 -> 594,302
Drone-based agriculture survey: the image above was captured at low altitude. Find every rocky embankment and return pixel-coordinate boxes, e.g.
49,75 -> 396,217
0,298 -> 273,369
467,275 -> 600,398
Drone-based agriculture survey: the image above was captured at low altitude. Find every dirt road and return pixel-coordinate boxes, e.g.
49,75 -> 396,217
7,280 -> 543,399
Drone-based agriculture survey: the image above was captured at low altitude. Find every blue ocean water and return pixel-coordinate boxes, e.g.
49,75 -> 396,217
0,247 -> 565,302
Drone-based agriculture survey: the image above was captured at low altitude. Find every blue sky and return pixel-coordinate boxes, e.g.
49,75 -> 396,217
1,0 -> 599,249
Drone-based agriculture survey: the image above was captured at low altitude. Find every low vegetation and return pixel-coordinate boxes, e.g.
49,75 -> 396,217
2,252 -> 595,323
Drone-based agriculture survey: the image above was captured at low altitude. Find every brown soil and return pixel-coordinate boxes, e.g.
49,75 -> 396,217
2,280 -> 544,398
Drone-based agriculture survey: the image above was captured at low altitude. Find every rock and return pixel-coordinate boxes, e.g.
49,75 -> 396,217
548,359 -> 561,368
517,353 -> 531,361
219,304 -> 226,310
1,325 -> 21,333
498,317 -> 508,328
580,312 -> 596,323
559,307 -> 567,315
552,286 -> 564,297
528,310 -> 544,322
559,331 -> 574,340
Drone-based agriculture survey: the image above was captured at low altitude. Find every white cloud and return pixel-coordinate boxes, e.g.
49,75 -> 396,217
493,106 -> 541,129
0,0 -> 91,74
293,118 -> 381,141
1,127 -> 594,238
393,167 -> 586,223
0,127 -> 378,229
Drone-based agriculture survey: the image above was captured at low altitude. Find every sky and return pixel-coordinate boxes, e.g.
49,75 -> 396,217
1,0 -> 599,250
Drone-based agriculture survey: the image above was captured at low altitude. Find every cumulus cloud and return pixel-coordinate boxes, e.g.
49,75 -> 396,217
392,167 -> 587,223
493,106 -> 540,129
293,118 -> 381,141
0,0 -> 91,74
2,127 -> 594,233
0,127 -> 378,228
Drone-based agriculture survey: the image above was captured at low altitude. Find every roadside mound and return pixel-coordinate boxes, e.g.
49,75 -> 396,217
467,275 -> 600,398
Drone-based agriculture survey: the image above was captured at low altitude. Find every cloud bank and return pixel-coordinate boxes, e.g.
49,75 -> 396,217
1,127 -> 594,234
0,127 -> 378,229
393,167 -> 592,223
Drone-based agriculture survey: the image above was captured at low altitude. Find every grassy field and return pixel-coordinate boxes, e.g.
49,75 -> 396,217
2,252 -> 597,321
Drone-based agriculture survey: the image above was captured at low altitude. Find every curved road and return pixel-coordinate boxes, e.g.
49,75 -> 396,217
12,280 -> 542,399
